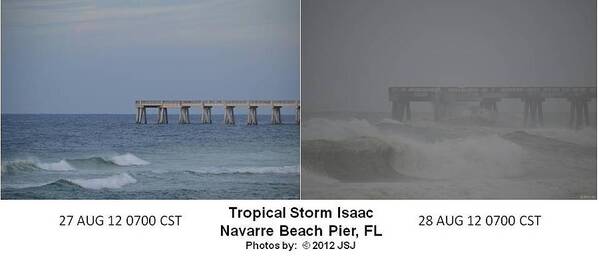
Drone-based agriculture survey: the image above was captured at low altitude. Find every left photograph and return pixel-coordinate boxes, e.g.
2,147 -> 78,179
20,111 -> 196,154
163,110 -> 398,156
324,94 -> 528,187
1,0 -> 300,199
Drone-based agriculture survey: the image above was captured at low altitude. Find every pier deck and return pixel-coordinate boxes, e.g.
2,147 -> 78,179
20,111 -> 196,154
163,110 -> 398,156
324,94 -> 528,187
388,86 -> 596,129
135,100 -> 300,125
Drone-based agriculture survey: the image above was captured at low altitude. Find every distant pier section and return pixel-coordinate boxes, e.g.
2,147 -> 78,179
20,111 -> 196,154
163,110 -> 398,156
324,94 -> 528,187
389,86 -> 596,129
135,100 -> 300,125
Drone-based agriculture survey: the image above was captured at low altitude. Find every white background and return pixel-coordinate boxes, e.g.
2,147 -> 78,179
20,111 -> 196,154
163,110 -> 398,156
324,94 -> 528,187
1,1 -> 598,258
0,200 -> 597,258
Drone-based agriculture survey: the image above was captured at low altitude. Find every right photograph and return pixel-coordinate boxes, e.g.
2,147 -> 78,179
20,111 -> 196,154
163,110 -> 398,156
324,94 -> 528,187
301,0 -> 597,199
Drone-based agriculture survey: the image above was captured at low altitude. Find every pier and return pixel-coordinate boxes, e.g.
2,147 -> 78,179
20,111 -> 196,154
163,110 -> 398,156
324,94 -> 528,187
135,100 -> 300,125
389,87 -> 596,129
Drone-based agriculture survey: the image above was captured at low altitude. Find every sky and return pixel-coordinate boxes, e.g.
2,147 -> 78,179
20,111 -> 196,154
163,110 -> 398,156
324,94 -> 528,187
302,0 -> 596,113
1,0 -> 299,114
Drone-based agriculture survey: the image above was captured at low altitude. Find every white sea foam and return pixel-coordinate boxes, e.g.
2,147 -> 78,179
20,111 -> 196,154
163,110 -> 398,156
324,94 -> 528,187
391,135 -> 525,179
379,118 -> 403,125
36,160 -> 75,171
302,117 -> 595,199
109,153 -> 150,166
302,118 -> 525,180
69,173 -> 137,189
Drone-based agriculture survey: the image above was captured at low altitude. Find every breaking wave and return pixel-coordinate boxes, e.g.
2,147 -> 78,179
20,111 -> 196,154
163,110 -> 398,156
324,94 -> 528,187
66,153 -> 150,168
4,173 -> 138,190
108,153 -> 150,166
183,165 -> 299,175
36,160 -> 76,171
68,173 -> 137,189
302,118 -> 526,181
1,153 -> 150,174
1,160 -> 75,174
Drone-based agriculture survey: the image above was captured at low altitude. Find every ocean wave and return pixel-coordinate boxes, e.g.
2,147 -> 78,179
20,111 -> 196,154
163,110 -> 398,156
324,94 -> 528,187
392,134 -> 525,180
302,119 -> 526,181
1,160 -> 75,174
2,181 -> 57,189
108,153 -> 150,166
502,130 -> 596,157
37,160 -> 76,171
183,165 -> 299,175
3,173 -> 137,190
69,173 -> 137,189
525,127 -> 596,147
302,137 -> 404,181
66,153 -> 149,168
2,153 -> 150,174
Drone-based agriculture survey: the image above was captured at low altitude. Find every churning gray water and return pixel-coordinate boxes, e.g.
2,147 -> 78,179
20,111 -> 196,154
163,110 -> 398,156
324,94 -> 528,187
301,113 -> 596,199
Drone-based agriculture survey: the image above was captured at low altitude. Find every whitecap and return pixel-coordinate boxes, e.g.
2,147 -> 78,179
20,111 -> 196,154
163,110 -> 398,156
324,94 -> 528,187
36,160 -> 75,171
69,173 -> 137,189
108,153 -> 150,166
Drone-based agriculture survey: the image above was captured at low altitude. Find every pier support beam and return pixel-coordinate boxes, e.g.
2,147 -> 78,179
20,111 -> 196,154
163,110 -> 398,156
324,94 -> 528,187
201,106 -> 212,124
480,98 -> 498,112
583,100 -> 590,126
523,97 -> 544,127
178,106 -> 190,124
158,107 -> 168,124
295,105 -> 301,125
136,107 -> 141,124
391,101 -> 411,122
432,101 -> 448,121
271,106 -> 282,124
224,106 -> 235,125
140,107 -> 147,124
136,107 -> 148,124
247,106 -> 258,125
432,102 -> 441,121
569,98 -> 590,130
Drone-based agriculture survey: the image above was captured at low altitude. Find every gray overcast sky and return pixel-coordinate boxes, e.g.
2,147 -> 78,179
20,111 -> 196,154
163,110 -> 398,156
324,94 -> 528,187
302,0 -> 596,113
2,0 -> 299,114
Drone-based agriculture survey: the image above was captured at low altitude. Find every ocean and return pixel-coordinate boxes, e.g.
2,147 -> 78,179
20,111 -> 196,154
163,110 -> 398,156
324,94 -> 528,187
1,114 -> 299,199
301,111 -> 597,199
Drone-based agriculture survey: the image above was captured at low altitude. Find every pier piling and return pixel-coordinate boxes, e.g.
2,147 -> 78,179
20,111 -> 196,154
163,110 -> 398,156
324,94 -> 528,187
568,98 -> 591,130
583,101 -> 590,126
202,105 -> 213,124
537,100 -> 543,126
271,106 -> 282,124
569,101 -> 576,128
224,106 -> 235,125
179,106 -> 190,124
247,106 -> 258,125
480,98 -> 498,112
295,105 -> 301,125
522,98 -> 544,127
136,107 -> 141,124
158,107 -> 169,124
135,106 -> 148,124
392,101 -> 411,122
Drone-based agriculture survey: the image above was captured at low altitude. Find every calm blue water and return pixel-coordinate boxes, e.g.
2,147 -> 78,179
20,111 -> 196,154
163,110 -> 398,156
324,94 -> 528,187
1,114 -> 299,199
